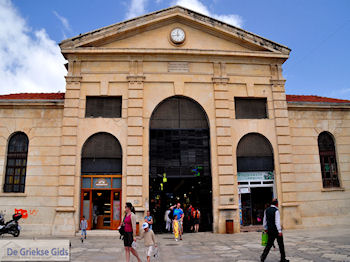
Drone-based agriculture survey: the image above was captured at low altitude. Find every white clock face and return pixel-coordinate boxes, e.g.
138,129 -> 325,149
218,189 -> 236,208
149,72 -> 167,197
170,28 -> 185,44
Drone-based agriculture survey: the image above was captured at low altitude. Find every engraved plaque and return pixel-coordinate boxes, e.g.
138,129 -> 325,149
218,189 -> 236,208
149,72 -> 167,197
168,62 -> 189,72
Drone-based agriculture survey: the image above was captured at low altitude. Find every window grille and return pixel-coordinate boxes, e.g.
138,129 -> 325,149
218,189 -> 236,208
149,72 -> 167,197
150,96 -> 208,129
150,96 -> 210,178
85,96 -> 122,118
318,132 -> 340,188
237,133 -> 274,172
4,132 -> 29,193
81,133 -> 122,174
235,97 -> 267,119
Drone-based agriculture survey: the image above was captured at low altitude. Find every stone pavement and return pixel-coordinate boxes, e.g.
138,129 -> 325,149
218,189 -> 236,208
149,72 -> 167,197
3,225 -> 350,261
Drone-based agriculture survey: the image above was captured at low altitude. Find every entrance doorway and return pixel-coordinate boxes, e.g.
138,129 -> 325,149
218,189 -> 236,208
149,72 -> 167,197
240,187 -> 273,226
237,133 -> 275,228
80,133 -> 123,230
149,96 -> 212,232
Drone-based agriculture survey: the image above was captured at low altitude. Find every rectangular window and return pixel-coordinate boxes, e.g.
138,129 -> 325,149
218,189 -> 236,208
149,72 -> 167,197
235,98 -> 268,119
85,96 -> 122,118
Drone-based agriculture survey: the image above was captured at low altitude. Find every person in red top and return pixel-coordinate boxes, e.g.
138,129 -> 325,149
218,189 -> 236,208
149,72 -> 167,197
186,204 -> 195,232
123,202 -> 141,262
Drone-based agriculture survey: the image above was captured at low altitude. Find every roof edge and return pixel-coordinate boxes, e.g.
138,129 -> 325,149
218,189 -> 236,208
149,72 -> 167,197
60,5 -> 290,55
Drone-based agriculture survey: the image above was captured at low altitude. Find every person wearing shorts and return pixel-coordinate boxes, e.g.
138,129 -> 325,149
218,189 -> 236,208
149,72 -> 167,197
138,222 -> 157,262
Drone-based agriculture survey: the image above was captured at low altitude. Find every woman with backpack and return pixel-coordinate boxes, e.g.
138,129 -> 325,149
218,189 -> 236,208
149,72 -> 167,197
122,202 -> 141,262
193,207 -> 200,233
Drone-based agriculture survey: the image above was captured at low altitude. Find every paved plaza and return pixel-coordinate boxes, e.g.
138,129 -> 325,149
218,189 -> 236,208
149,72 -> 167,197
3,225 -> 350,261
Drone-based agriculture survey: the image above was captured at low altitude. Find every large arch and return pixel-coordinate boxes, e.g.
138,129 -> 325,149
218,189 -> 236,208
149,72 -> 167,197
149,96 -> 212,232
236,133 -> 275,226
80,132 -> 123,230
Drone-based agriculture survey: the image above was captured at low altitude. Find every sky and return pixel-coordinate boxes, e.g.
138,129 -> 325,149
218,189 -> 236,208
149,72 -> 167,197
1,0 -> 350,99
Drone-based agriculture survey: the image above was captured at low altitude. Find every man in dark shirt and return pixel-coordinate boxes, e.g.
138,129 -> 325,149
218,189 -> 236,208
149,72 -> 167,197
260,199 -> 289,262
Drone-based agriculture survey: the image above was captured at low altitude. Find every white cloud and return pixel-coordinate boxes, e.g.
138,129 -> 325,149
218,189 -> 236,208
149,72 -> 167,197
53,10 -> 72,38
125,0 -> 148,19
173,0 -> 243,28
0,0 -> 66,95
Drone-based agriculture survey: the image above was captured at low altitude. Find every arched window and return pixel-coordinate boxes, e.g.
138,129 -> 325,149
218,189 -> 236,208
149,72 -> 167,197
4,132 -> 29,193
318,132 -> 340,188
150,96 -> 210,177
150,96 -> 209,129
81,132 -> 122,175
237,133 -> 274,172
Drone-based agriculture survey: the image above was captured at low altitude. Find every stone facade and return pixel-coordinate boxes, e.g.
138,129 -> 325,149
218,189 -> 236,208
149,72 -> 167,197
0,99 -> 63,235
0,6 -> 349,235
288,102 -> 350,227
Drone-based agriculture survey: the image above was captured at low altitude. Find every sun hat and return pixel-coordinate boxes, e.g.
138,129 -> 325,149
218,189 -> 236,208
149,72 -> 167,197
142,222 -> 149,229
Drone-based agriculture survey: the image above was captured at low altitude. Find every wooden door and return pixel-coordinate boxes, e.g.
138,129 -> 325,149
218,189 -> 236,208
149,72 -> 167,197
111,190 -> 121,229
81,190 -> 92,230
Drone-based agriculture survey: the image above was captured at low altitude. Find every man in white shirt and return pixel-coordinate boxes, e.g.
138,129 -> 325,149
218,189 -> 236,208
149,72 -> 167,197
260,199 -> 289,262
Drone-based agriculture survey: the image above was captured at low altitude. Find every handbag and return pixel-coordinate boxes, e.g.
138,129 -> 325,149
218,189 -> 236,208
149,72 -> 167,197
119,215 -> 126,239
261,231 -> 268,246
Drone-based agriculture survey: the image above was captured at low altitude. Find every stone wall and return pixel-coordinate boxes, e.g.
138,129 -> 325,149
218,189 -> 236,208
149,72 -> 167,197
0,102 -> 63,235
64,53 -> 287,233
288,104 -> 350,227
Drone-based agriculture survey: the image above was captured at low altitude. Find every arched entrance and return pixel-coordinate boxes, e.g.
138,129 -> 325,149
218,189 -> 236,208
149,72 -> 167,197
80,132 -> 122,230
236,133 -> 275,227
149,96 -> 212,232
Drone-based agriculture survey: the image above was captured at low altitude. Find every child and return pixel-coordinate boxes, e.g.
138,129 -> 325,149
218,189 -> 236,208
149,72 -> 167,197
173,215 -> 179,241
80,215 -> 88,243
138,222 -> 157,262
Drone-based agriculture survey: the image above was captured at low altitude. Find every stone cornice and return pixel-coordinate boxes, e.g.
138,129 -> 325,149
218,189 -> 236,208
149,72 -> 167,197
127,75 -> 146,83
61,48 -> 289,59
65,75 -> 82,83
0,100 -> 64,108
212,77 -> 229,84
270,79 -> 286,86
287,102 -> 350,110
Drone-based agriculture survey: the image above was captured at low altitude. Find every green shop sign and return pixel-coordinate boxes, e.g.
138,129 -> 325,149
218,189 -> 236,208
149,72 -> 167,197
237,171 -> 274,182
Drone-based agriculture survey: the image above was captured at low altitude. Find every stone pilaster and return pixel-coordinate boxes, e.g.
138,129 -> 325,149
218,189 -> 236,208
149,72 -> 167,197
126,60 -> 145,221
213,62 -> 237,233
271,76 -> 301,228
52,62 -> 81,235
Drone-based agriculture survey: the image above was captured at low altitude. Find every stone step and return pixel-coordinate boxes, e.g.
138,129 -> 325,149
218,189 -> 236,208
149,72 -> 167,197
76,230 -> 120,237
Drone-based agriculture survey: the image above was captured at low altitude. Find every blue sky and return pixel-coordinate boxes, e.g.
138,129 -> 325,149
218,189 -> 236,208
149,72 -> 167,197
1,0 -> 350,99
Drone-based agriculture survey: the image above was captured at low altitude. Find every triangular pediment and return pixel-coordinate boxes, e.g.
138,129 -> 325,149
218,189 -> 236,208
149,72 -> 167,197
60,6 -> 290,56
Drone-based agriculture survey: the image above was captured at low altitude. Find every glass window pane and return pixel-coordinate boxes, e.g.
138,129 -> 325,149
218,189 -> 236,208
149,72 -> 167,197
83,200 -> 90,220
82,178 -> 91,188
112,178 -> 122,188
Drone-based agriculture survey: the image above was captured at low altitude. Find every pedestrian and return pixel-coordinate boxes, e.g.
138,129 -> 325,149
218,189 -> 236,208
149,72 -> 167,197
164,209 -> 172,232
138,222 -> 158,262
186,204 -> 195,232
260,199 -> 289,262
80,215 -> 88,242
144,210 -> 153,230
173,214 -> 180,241
193,207 -> 200,233
123,202 -> 141,262
170,203 -> 184,240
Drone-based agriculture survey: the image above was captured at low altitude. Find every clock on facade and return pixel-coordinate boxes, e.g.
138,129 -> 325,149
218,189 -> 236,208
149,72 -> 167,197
170,28 -> 186,44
